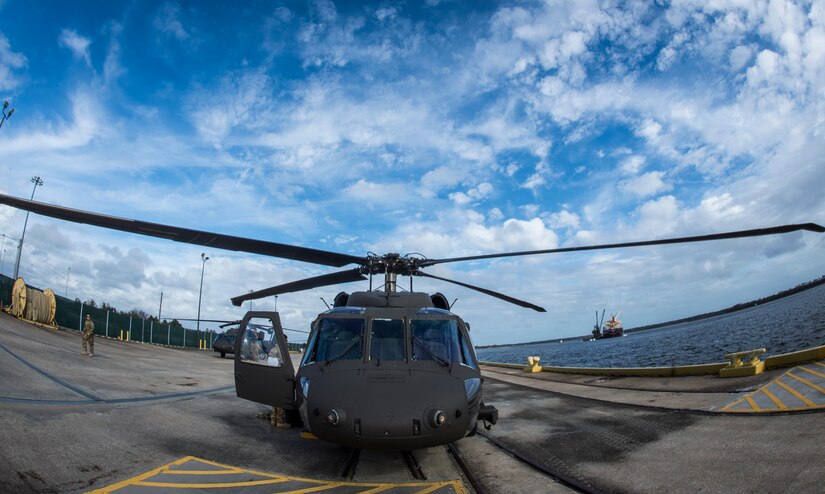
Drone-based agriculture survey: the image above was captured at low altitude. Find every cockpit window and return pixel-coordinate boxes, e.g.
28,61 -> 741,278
304,317 -> 365,364
370,318 -> 405,362
458,329 -> 477,369
411,318 -> 462,364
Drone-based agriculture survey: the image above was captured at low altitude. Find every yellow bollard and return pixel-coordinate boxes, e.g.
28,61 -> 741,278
720,348 -> 766,377
127,330 -> 130,341
524,356 -> 543,373
119,329 -> 123,341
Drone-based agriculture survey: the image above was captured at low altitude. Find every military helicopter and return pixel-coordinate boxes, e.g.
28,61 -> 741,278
0,192 -> 822,449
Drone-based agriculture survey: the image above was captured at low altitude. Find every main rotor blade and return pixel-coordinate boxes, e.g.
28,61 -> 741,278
168,318 -> 234,323
420,223 -> 825,267
417,271 -> 546,312
0,193 -> 364,268
231,269 -> 367,306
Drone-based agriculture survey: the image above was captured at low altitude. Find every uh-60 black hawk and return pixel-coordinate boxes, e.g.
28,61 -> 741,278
0,192 -> 822,450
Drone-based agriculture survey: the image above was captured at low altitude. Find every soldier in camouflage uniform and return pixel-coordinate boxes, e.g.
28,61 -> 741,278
82,314 -> 95,356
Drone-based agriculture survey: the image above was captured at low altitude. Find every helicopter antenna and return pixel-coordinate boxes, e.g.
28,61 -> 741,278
449,298 -> 458,309
320,297 -> 331,310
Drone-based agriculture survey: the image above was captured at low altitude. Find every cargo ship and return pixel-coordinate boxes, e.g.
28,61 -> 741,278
590,309 -> 624,340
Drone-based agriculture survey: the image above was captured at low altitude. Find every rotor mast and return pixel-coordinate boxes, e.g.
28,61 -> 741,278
383,253 -> 401,293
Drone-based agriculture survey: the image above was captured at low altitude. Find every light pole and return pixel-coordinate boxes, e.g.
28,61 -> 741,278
0,101 -> 13,129
0,233 -> 16,276
13,176 -> 44,279
64,267 -> 71,298
196,253 -> 210,333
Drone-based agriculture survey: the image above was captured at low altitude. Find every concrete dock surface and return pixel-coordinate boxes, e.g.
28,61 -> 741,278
0,312 -> 822,493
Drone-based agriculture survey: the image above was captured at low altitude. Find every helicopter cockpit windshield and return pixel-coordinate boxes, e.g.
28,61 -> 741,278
302,317 -> 366,365
411,310 -> 477,368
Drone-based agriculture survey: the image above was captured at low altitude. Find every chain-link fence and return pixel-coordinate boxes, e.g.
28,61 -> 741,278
2,273 -> 218,349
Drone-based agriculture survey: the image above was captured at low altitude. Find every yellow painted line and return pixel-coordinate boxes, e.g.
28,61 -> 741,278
414,483 -> 460,494
744,395 -> 760,411
134,478 -> 291,488
720,396 -> 746,411
277,484 -> 344,493
86,456 -> 195,493
814,361 -> 825,368
357,486 -> 395,494
89,456 -> 468,493
760,387 -> 787,409
776,377 -> 816,407
798,365 -> 825,380
786,371 -> 825,395
163,469 -> 245,475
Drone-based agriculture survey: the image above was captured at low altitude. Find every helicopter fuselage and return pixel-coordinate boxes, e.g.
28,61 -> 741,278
233,292 -> 497,450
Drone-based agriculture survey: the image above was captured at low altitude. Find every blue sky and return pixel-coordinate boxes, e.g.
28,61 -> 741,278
1,0 -> 824,346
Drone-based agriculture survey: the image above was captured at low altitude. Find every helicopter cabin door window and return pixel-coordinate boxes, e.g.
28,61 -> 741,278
411,318 -> 464,365
239,318 -> 287,367
233,312 -> 295,410
303,317 -> 366,364
369,318 -> 405,362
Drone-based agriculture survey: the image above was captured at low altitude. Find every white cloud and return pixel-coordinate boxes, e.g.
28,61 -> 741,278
547,209 -> 580,229
58,29 -> 92,67
463,217 -> 558,253
619,171 -> 671,198
2,91 -> 102,152
342,179 -> 416,208
0,33 -> 27,90
448,183 -> 493,206
154,2 -> 190,41
729,44 -> 754,71
635,195 -> 679,237
421,166 -> 466,197
619,155 -> 646,175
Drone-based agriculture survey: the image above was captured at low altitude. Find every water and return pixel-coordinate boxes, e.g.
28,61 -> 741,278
475,283 -> 825,368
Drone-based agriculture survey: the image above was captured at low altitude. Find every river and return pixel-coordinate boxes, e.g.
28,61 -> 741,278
475,283 -> 825,368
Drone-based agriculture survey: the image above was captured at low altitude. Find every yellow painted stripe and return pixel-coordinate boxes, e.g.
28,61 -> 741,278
776,377 -> 816,407
798,365 -> 825,380
356,486 -> 395,494
180,457 -> 295,481
413,482 -> 462,494
720,396 -> 747,411
744,395 -> 760,411
278,483 -> 345,493
90,456 -> 467,493
814,361 -> 825,368
760,387 -> 787,409
786,372 -> 825,395
134,478 -> 290,488
86,456 -> 196,493
163,469 -> 245,475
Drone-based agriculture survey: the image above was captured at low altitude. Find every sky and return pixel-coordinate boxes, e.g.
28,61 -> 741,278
0,0 -> 824,346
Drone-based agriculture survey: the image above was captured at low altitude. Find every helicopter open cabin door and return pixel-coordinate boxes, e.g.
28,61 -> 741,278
233,311 -> 296,410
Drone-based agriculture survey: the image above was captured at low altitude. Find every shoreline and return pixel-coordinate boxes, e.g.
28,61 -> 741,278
478,275 -> 825,349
